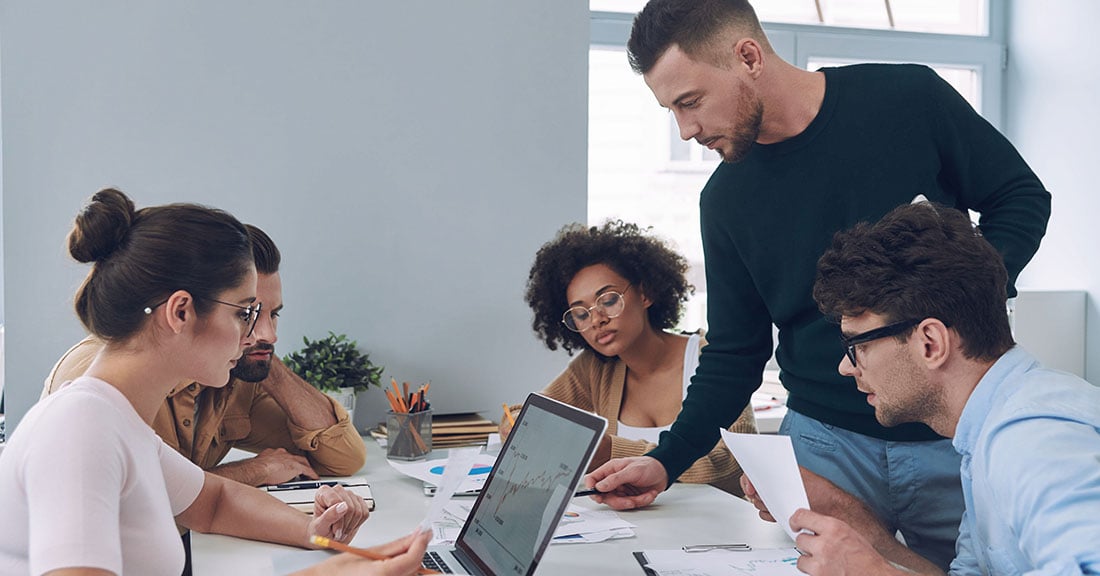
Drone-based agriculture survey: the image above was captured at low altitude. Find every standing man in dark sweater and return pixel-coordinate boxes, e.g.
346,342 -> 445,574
585,0 -> 1050,569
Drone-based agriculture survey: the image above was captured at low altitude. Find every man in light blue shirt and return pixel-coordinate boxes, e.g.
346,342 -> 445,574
788,202 -> 1100,575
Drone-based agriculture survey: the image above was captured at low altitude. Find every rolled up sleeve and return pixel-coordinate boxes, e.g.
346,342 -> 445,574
285,395 -> 367,476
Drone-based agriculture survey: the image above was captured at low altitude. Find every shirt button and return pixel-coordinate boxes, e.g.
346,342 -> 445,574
183,418 -> 192,427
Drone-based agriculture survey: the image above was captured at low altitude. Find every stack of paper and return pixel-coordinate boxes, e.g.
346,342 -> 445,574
430,412 -> 499,448
372,412 -> 499,448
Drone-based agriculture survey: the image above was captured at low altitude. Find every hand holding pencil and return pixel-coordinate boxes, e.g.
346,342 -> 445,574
304,530 -> 436,575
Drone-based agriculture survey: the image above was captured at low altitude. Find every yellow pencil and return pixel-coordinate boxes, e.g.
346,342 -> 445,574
311,535 -> 386,560
502,403 -> 516,427
310,535 -> 440,575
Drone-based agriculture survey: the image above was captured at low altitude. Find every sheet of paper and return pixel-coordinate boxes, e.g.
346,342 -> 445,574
427,501 -> 635,546
552,505 -> 635,538
428,500 -> 475,545
418,447 -> 482,531
387,449 -> 496,494
552,526 -> 635,544
639,547 -> 802,576
719,431 -> 809,543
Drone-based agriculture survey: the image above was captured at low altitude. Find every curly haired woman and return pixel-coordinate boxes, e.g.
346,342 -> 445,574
504,220 -> 756,496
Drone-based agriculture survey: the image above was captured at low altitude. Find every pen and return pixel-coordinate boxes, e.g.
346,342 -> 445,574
573,488 -> 604,497
502,403 -> 517,428
268,480 -> 343,491
682,543 -> 752,552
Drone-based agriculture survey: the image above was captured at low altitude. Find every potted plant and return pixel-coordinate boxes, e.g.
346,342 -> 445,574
283,331 -> 384,422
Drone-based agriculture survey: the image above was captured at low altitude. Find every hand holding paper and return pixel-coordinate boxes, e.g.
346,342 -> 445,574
719,430 -> 811,543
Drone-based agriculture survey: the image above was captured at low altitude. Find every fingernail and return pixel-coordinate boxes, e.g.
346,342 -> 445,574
336,529 -> 344,540
335,502 -> 348,513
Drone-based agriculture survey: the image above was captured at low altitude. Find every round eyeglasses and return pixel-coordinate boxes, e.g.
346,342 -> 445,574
561,286 -> 630,333
144,297 -> 263,338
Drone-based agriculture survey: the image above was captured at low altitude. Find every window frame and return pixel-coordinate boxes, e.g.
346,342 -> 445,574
590,6 -> 1006,127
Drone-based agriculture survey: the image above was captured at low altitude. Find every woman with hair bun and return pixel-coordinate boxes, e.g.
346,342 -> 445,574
0,188 -> 429,576
503,220 -> 757,496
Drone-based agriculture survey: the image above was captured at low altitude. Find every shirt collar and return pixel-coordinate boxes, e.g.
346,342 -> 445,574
168,380 -> 203,397
953,346 -> 1037,455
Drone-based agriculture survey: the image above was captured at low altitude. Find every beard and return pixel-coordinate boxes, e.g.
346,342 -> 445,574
870,348 -> 941,428
230,343 -> 275,383
716,81 -> 764,164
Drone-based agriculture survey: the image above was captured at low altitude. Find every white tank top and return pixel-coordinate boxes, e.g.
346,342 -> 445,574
616,333 -> 701,444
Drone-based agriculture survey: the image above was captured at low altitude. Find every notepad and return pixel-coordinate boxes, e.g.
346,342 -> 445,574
263,476 -> 375,513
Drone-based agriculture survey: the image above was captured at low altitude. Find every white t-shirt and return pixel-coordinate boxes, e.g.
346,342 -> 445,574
617,333 -> 701,444
0,377 -> 205,576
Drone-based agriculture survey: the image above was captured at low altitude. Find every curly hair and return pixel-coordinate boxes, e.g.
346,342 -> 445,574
525,220 -> 694,355
814,202 -> 1014,361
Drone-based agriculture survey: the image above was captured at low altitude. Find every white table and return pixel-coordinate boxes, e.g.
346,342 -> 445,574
192,440 -> 793,575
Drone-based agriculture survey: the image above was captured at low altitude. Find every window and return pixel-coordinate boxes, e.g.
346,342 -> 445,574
588,4 -> 1004,331
809,59 -> 981,112
591,0 -> 988,36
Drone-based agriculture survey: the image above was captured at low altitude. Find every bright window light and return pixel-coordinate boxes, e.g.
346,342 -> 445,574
590,0 -> 988,36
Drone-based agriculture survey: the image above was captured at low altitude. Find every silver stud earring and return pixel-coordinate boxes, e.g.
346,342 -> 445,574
143,307 -> 153,315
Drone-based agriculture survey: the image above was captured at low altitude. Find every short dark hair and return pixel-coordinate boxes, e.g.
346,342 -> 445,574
525,220 -> 693,356
813,202 -> 1015,361
628,0 -> 769,74
69,188 -> 253,342
246,224 -> 281,275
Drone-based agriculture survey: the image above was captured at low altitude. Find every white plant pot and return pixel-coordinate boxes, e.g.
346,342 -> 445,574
325,387 -> 358,422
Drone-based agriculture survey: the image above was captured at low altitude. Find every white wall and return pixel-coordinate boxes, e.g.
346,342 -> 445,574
0,1 -> 589,432
1006,0 -> 1100,382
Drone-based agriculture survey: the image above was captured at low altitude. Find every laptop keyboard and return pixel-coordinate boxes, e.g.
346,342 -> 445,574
423,551 -> 455,574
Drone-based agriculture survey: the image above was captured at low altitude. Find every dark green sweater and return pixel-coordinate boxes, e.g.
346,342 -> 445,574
650,64 -> 1050,483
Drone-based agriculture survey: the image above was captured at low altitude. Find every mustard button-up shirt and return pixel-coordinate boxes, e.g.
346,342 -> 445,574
43,336 -> 366,476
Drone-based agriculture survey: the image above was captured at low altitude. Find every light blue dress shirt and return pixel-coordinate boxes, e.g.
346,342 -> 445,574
949,346 -> 1100,575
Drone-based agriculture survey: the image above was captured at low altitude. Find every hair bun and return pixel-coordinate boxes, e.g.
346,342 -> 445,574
68,188 -> 137,263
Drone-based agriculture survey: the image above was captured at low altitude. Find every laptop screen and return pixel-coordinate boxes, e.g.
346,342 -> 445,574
456,393 -> 606,576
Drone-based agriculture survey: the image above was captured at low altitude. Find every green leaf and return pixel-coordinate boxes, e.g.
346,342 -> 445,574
284,331 -> 384,393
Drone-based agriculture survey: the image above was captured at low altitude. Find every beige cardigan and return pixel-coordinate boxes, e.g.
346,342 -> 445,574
521,337 -> 757,496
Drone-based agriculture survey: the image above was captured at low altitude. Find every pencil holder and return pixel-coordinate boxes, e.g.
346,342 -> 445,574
386,409 -> 432,460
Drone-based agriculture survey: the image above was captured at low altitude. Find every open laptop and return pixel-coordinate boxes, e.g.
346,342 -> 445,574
423,393 -> 608,575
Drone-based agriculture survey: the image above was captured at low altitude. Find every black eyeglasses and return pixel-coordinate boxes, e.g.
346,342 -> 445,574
562,285 -> 631,333
144,297 -> 262,338
840,318 -> 921,368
